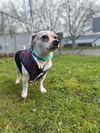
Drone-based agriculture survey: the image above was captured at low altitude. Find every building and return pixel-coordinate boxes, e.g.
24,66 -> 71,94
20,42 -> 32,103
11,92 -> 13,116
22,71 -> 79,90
61,34 -> 100,47
93,17 -> 100,33
1,32 -> 100,54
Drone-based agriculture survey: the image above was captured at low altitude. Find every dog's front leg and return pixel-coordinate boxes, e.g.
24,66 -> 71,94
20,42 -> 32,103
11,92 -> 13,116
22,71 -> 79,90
21,65 -> 29,98
21,76 -> 29,98
39,73 -> 47,93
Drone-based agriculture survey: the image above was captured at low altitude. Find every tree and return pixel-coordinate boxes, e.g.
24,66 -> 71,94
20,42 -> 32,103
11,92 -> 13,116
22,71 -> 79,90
7,0 -> 31,32
32,0 -> 62,32
61,0 -> 98,48
0,0 -> 63,33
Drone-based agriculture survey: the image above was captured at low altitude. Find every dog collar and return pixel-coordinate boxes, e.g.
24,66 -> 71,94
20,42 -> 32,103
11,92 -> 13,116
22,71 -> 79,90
31,48 -> 53,61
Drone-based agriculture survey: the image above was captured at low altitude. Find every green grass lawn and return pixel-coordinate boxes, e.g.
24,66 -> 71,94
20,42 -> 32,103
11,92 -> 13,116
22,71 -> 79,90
0,55 -> 100,133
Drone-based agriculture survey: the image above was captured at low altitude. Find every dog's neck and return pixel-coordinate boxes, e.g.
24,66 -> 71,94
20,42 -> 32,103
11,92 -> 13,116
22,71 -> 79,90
33,46 -> 53,57
31,46 -> 53,61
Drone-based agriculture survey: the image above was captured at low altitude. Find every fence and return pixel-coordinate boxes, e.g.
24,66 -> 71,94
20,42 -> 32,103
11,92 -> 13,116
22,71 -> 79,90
0,32 -> 31,54
0,11 -> 31,55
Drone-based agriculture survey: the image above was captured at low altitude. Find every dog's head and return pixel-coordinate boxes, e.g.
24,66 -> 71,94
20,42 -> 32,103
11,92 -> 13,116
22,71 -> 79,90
30,31 -> 59,55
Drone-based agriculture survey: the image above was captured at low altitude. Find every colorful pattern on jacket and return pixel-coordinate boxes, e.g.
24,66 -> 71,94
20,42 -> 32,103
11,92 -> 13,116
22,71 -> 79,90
15,48 -> 48,82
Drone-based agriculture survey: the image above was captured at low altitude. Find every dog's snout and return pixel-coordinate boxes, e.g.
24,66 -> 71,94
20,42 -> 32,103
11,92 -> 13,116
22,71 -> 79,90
52,40 -> 59,46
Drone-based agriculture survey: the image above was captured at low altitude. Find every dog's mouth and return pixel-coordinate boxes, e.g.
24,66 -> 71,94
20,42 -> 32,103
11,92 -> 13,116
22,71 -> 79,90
51,45 -> 59,50
47,45 -> 59,51
46,40 -> 59,51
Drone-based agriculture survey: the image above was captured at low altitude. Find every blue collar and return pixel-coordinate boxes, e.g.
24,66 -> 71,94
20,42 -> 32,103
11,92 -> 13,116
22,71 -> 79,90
31,48 -> 53,61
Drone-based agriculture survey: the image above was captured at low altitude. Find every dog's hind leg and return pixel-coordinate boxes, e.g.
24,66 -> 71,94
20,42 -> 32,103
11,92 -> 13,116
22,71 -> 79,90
15,65 -> 20,84
14,51 -> 22,84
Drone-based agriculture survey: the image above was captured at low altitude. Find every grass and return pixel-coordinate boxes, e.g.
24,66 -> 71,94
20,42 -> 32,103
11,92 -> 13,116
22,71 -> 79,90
63,46 -> 100,50
0,55 -> 100,133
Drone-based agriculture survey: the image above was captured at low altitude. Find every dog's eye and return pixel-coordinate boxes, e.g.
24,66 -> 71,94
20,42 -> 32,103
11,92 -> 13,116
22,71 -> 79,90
54,36 -> 58,39
42,35 -> 49,41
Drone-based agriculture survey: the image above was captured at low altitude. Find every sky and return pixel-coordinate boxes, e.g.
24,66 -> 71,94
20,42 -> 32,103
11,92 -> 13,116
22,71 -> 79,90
0,0 -> 100,5
0,0 -> 100,9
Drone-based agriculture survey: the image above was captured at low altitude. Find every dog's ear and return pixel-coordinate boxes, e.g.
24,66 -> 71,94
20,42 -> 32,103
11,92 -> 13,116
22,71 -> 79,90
32,34 -> 37,41
29,34 -> 37,47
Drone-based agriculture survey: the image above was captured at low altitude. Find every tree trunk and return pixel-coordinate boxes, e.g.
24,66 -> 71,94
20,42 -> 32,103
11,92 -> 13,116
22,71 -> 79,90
58,47 -> 62,55
71,37 -> 76,54
72,38 -> 76,48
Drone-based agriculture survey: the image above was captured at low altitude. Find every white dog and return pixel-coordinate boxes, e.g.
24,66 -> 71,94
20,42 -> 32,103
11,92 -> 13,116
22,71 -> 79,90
14,31 -> 59,98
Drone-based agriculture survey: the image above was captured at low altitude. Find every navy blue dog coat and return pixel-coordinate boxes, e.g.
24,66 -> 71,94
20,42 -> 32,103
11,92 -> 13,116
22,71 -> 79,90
15,48 -> 48,82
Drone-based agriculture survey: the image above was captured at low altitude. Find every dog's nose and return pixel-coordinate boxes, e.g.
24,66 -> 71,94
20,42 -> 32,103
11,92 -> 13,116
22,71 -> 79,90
53,40 -> 59,46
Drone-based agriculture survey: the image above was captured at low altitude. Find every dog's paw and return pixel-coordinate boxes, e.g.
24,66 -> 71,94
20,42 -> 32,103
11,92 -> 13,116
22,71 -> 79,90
40,87 -> 47,93
15,79 -> 20,84
21,93 -> 27,99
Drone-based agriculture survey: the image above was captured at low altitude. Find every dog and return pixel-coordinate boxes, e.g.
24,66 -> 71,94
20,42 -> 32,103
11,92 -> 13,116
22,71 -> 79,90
14,31 -> 59,98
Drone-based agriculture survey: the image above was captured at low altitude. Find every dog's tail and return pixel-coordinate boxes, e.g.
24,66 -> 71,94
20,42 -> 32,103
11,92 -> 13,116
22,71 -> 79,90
20,45 -> 26,50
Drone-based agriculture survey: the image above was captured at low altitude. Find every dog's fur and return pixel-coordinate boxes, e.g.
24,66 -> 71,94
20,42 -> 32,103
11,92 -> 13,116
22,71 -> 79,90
14,31 -> 59,98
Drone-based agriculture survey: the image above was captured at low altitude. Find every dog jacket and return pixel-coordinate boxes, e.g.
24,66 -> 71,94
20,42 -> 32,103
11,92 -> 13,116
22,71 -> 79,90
15,48 -> 48,82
